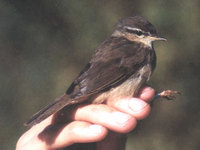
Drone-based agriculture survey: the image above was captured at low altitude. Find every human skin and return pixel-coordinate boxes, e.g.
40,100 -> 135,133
16,86 -> 155,150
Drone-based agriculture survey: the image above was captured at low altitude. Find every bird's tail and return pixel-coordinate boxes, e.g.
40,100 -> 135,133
24,94 -> 73,127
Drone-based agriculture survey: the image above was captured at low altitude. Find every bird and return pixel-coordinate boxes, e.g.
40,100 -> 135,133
25,15 -> 178,127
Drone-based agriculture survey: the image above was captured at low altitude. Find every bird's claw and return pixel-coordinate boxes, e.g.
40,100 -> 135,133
157,90 -> 180,100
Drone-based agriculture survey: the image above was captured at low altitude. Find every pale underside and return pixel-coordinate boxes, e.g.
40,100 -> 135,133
91,64 -> 152,104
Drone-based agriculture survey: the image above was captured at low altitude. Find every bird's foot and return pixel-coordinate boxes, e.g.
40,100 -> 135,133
156,90 -> 180,100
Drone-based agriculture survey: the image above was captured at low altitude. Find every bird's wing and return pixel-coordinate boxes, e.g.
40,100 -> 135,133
67,37 -> 147,99
25,38 -> 149,127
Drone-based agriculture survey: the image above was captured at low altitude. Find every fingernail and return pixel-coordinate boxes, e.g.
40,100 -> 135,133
129,99 -> 148,112
111,111 -> 132,126
141,87 -> 153,94
140,87 -> 154,99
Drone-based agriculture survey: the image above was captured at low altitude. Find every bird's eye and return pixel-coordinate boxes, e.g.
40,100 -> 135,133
135,30 -> 143,36
125,28 -> 143,36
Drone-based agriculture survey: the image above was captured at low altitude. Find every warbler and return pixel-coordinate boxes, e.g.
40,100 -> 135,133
25,16 -> 178,127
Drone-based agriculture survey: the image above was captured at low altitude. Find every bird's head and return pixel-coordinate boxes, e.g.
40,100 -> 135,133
112,16 -> 166,47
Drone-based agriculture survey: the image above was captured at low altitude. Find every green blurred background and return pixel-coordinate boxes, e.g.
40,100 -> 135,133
0,0 -> 200,149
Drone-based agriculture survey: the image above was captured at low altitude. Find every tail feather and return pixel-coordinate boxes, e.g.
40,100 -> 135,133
24,94 -> 72,127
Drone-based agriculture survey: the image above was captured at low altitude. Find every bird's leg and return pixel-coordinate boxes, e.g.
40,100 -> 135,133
155,90 -> 180,100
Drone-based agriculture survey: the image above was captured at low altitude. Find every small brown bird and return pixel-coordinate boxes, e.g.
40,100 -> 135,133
25,16 -> 178,127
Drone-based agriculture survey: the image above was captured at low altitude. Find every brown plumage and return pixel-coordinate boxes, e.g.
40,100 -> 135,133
25,16 -> 165,127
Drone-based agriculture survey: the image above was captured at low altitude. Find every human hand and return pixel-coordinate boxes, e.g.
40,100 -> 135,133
16,86 -> 155,150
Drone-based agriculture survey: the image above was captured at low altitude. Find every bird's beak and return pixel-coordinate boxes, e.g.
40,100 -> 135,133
151,36 -> 167,41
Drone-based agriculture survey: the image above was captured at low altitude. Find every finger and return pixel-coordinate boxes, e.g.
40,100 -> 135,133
73,104 -> 137,133
17,121 -> 107,150
138,86 -> 155,102
107,97 -> 151,120
16,115 -> 54,150
49,121 -> 107,149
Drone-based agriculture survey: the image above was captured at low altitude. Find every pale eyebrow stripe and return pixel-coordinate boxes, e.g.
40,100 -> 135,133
124,26 -> 150,36
124,26 -> 142,31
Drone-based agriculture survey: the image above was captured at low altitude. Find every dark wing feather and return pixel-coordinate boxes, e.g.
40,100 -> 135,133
67,37 -> 147,99
25,37 -> 149,127
25,94 -> 70,126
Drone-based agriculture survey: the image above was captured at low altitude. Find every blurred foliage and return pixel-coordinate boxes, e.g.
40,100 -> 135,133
0,0 -> 200,150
